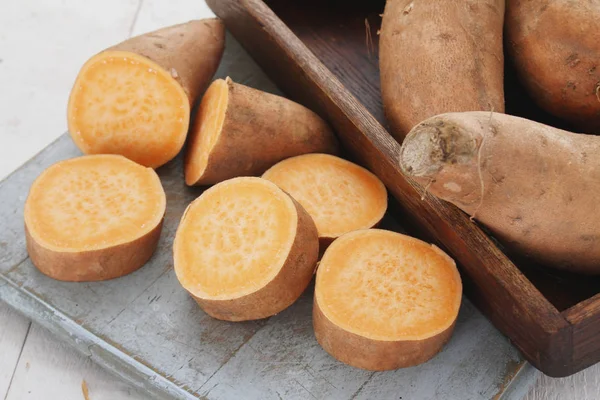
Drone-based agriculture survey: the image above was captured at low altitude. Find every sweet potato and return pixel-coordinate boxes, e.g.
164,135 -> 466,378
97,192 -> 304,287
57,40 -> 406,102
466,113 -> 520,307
400,111 -> 600,273
184,78 -> 339,186
314,229 -> 462,370
173,177 -> 319,321
379,0 -> 505,140
262,154 -> 387,249
68,19 -> 225,168
24,155 -> 166,281
505,0 -> 600,131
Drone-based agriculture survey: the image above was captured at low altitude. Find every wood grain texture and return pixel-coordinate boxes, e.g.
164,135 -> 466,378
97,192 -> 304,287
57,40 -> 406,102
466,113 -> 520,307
4,324 -> 145,400
525,363 -> 600,400
0,302 -> 30,397
205,0 -> 592,377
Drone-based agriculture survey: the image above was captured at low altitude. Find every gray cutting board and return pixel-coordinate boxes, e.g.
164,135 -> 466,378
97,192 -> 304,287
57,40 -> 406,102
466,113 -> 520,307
0,36 -> 535,400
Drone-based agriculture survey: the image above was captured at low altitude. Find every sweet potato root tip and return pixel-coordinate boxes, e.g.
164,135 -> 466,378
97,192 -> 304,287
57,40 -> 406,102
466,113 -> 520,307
24,155 -> 166,282
262,154 -> 387,247
173,177 -> 319,321
68,19 -> 225,169
184,78 -> 339,186
314,229 -> 462,370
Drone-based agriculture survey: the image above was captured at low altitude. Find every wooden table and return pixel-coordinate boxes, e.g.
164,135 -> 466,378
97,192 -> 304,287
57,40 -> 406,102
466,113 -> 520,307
1,1 -> 598,399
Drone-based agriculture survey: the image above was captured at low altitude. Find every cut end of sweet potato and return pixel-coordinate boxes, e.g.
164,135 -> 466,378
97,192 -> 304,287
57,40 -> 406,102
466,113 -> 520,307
174,177 -> 319,321
400,118 -> 478,179
184,78 -> 228,185
24,155 -> 166,281
262,154 -> 387,242
68,51 -> 190,168
314,229 -> 462,370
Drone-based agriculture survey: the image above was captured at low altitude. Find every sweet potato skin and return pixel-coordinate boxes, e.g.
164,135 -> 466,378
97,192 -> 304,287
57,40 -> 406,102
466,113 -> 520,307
185,78 -> 339,186
400,111 -> 600,273
190,196 -> 319,321
506,0 -> 600,131
379,0 -> 505,140
110,18 -> 225,105
313,295 -> 455,370
25,220 -> 163,282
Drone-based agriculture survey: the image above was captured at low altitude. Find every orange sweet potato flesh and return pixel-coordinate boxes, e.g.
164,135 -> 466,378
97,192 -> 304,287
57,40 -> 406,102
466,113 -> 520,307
506,0 -> 600,131
173,177 -> 319,321
68,19 -> 225,168
379,0 -> 505,140
400,111 -> 600,274
184,78 -> 339,185
24,155 -> 166,282
262,154 -> 388,249
314,229 -> 462,370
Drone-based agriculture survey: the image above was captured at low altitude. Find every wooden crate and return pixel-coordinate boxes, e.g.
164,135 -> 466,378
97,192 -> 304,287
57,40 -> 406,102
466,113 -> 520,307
207,0 -> 600,377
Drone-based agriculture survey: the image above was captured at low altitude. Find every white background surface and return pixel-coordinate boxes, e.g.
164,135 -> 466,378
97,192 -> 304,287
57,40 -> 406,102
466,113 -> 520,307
0,1 -> 599,399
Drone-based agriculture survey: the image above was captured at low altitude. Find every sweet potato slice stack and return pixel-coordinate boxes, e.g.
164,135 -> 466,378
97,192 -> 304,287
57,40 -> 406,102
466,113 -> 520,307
24,155 -> 166,282
314,229 -> 462,370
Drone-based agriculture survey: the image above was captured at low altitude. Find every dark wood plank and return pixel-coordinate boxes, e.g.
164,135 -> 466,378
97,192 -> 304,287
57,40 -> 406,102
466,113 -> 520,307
563,295 -> 600,373
206,0 -> 581,376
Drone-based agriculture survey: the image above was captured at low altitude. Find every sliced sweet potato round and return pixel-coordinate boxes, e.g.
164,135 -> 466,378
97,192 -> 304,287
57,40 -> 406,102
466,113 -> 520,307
262,154 -> 388,248
314,229 -> 462,370
184,78 -> 339,186
68,20 -> 225,168
24,155 -> 166,282
173,177 -> 319,321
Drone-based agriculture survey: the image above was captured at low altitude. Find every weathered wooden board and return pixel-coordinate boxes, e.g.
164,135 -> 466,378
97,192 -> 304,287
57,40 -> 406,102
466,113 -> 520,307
0,35 -> 533,399
0,133 -> 531,400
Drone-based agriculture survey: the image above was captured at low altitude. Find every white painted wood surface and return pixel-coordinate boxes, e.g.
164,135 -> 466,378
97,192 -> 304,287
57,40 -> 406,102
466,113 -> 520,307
0,0 -> 596,399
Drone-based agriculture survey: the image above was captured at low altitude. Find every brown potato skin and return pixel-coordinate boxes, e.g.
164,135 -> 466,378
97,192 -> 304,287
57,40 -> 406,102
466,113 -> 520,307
192,197 -> 319,321
110,19 -> 225,105
25,220 -> 163,282
400,111 -> 600,273
379,0 -> 505,140
185,78 -> 339,186
313,296 -> 456,371
506,0 -> 600,131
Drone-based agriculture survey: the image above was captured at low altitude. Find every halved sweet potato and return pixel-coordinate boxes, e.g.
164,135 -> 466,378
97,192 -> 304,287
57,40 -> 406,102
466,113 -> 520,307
184,78 -> 339,185
24,155 -> 166,282
262,154 -> 387,248
314,229 -> 462,370
173,177 -> 319,321
68,19 -> 225,168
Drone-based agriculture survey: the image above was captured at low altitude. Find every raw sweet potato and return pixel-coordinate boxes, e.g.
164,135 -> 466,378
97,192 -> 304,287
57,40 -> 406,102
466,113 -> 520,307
173,177 -> 319,321
400,111 -> 600,273
184,78 -> 339,186
314,229 -> 462,370
262,154 -> 387,249
68,19 -> 225,168
379,0 -> 505,140
505,0 -> 600,131
24,155 -> 166,281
